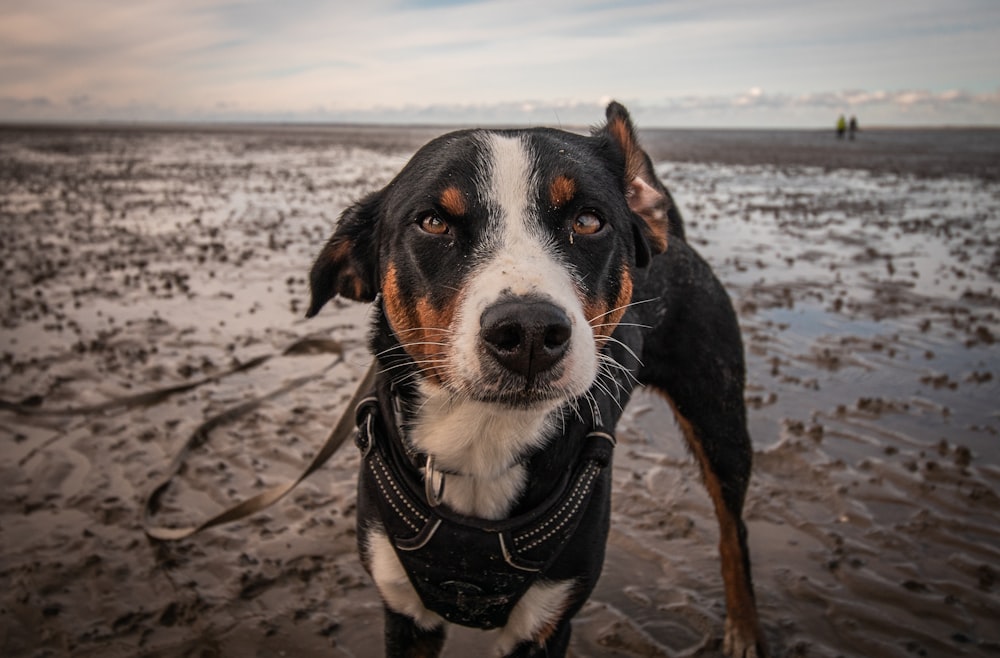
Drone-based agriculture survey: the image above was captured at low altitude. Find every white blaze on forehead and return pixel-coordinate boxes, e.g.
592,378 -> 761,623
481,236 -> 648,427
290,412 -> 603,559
447,132 -> 597,394
475,132 -> 569,297
482,132 -> 537,234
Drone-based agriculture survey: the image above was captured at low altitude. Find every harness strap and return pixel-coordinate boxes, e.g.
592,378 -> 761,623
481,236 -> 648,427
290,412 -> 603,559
355,397 -> 616,628
357,406 -> 614,531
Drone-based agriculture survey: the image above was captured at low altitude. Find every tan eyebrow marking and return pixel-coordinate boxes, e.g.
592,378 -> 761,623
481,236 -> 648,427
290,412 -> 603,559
549,175 -> 576,208
439,186 -> 466,217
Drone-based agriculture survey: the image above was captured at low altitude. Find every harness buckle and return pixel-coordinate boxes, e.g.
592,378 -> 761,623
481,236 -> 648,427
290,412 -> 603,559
354,396 -> 378,458
390,388 -> 408,439
361,413 -> 375,458
424,456 -> 446,508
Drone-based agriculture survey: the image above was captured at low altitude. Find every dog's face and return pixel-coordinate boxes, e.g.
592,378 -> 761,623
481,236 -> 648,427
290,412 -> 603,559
308,103 -> 669,408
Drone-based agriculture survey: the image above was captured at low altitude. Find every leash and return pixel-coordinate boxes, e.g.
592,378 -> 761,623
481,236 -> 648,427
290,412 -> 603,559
143,359 -> 377,541
3,333 -> 349,418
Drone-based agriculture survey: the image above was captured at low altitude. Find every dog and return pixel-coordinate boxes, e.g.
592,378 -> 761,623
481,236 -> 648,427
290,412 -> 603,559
306,102 -> 765,657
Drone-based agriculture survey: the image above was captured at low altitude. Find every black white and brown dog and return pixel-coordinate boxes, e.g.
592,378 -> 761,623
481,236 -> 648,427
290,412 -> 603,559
306,102 -> 765,657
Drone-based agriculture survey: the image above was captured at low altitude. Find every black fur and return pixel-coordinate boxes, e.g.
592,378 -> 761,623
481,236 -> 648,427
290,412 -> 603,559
307,102 -> 766,658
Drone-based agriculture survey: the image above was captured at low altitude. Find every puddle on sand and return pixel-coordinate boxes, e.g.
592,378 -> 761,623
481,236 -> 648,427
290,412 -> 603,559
2,128 -> 999,657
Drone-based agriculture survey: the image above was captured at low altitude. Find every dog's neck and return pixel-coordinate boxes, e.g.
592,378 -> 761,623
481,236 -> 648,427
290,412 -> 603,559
373,358 -> 564,519
370,308 -> 604,521
398,382 -> 562,520
408,384 -> 559,477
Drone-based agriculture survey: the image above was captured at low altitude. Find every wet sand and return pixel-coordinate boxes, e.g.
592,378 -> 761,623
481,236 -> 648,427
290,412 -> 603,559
1,124 -> 999,657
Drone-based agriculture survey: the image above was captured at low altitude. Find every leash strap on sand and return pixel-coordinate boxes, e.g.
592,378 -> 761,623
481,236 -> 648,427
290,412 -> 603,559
143,360 -> 377,541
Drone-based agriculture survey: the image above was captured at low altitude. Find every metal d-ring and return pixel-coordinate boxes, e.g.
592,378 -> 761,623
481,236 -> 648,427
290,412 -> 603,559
359,412 -> 374,458
424,456 -> 446,507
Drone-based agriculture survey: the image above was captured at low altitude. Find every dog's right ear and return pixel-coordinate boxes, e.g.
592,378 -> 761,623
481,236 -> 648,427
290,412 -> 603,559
306,192 -> 381,317
596,102 -> 670,265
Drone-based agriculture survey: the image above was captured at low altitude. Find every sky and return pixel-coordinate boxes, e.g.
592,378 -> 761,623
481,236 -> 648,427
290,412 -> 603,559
1,0 -> 999,128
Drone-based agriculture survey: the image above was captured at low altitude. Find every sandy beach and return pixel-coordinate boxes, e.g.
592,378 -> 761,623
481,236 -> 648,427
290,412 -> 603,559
1,123 -> 999,657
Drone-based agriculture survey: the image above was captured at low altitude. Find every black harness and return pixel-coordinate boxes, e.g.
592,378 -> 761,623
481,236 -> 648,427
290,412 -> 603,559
354,385 -> 617,630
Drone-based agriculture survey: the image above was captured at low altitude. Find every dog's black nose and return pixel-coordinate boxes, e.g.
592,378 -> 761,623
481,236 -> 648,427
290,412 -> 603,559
480,299 -> 572,381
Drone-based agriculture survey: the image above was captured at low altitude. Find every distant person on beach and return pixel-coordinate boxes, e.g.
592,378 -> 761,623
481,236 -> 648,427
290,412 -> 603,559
836,114 -> 846,139
849,115 -> 858,140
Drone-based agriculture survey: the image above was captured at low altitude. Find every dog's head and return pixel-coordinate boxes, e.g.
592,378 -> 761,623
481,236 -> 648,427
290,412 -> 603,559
307,102 -> 670,408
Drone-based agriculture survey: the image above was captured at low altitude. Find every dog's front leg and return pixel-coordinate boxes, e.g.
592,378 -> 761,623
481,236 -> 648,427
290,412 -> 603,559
493,580 -> 578,658
366,528 -> 448,656
500,616 -> 572,658
384,606 -> 446,658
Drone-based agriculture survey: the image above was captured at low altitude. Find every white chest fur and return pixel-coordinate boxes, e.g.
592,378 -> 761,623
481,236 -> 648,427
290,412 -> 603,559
408,384 -> 559,520
371,387 -> 576,650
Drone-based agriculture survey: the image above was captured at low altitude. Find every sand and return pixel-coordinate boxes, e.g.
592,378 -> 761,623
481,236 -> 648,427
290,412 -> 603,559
1,124 -> 998,657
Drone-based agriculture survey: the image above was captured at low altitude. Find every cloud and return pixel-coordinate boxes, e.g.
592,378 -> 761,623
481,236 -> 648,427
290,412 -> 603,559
350,88 -> 1000,127
5,86 -> 995,128
1,0 -> 998,125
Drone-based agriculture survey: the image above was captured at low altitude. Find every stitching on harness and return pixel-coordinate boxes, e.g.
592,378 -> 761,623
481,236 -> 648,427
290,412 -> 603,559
514,462 -> 600,551
519,464 -> 599,550
515,462 -> 597,543
515,467 -> 589,542
371,454 -> 427,532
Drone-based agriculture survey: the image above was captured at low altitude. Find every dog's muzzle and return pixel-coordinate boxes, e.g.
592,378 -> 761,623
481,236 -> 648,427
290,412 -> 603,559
479,297 -> 572,385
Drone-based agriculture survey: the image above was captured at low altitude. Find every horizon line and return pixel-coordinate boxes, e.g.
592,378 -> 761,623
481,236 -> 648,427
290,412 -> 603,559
3,118 -> 999,132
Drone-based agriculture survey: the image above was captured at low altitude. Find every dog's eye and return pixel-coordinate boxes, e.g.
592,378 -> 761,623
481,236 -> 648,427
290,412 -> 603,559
418,213 -> 449,235
572,212 -> 604,236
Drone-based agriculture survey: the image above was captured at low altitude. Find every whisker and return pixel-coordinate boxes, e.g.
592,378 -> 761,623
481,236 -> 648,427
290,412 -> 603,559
393,326 -> 456,336
595,358 -> 628,390
595,335 -> 644,367
397,341 -> 451,349
569,396 -> 587,424
598,353 -> 641,384
597,348 -> 636,373
562,394 -> 582,425
598,357 -> 640,388
376,356 -> 450,386
579,391 -> 594,424
587,297 -> 660,324
590,322 -> 653,331
374,340 -> 452,360
585,389 -> 609,425
376,358 -> 449,374
590,375 -> 624,414
594,350 -> 641,403
373,343 -> 411,359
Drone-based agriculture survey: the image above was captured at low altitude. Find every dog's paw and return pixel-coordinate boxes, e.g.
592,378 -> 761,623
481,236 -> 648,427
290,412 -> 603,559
723,616 -> 767,658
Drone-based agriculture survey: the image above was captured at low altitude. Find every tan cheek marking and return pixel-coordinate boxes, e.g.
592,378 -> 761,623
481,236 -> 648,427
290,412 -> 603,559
439,186 -> 466,217
381,264 -> 416,338
381,264 -> 460,386
585,268 -> 633,339
549,175 -> 576,208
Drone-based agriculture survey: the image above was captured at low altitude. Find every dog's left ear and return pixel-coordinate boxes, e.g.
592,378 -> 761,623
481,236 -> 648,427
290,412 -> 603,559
597,102 -> 670,266
306,191 -> 382,317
